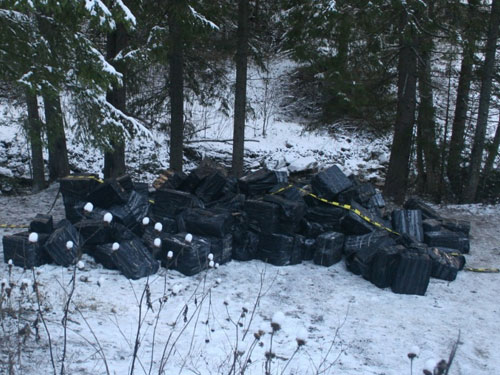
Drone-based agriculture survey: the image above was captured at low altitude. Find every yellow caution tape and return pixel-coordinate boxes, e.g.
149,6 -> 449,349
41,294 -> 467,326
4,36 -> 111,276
0,224 -> 29,229
464,267 -> 499,273
62,175 -> 104,184
271,184 -> 399,235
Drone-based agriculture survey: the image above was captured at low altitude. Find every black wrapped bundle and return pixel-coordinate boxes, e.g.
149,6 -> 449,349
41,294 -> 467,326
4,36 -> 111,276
2,232 -> 50,268
44,220 -> 83,267
304,205 -> 345,233
161,233 -> 212,276
182,208 -> 233,238
239,169 -> 288,196
391,250 -> 432,296
59,174 -> 100,200
404,196 -> 440,220
195,171 -> 228,203
338,183 -> 377,205
311,165 -> 353,200
427,247 -> 465,281
110,238 -> 159,279
87,179 -> 129,209
313,232 -> 344,267
257,233 -> 296,266
29,214 -> 53,234
244,200 -> 280,234
369,244 -> 401,289
152,189 -> 203,218
424,230 -> 470,253
391,209 -> 424,243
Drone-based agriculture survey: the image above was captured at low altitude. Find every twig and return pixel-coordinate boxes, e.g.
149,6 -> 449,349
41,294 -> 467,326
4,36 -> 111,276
31,268 -> 57,375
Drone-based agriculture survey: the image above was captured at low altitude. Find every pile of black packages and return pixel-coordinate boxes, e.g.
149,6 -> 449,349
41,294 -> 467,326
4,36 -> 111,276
257,233 -> 302,266
2,231 -> 51,268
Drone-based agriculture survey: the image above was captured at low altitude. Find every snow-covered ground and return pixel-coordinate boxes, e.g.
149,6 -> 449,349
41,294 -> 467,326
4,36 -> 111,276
1,61 -> 499,375
1,182 -> 500,375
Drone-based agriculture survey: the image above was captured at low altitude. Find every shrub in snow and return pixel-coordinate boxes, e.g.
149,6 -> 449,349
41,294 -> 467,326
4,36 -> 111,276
103,213 -> 113,223
209,260 -> 215,268
208,253 -> 214,261
271,311 -> 285,332
8,259 -> 13,266
142,217 -> 150,225
296,328 -> 307,346
84,202 -> 94,213
214,262 -> 219,269
28,232 -> 39,243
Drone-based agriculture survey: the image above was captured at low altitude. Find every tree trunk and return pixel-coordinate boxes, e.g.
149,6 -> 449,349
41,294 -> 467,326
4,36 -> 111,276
104,23 -> 128,179
232,0 -> 250,178
447,0 -> 479,198
482,116 -> 500,181
416,28 -> 440,200
44,93 -> 70,180
26,91 -> 45,191
463,0 -> 500,202
168,0 -> 185,173
383,9 -> 418,204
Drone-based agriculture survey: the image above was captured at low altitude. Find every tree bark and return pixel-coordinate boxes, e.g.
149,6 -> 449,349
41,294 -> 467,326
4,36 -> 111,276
383,8 -> 418,204
447,0 -> 479,198
26,91 -> 46,191
482,116 -> 500,182
44,93 -> 70,180
104,23 -> 128,179
463,0 -> 500,202
416,21 -> 440,200
168,0 -> 185,173
232,0 -> 250,178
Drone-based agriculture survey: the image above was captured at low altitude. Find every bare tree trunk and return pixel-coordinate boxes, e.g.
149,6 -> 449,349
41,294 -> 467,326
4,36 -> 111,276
416,26 -> 440,200
463,0 -> 500,202
447,0 -> 479,198
168,0 -> 185,172
26,91 -> 45,191
383,8 -> 418,204
104,23 -> 128,179
44,93 -> 70,180
232,0 -> 249,177
482,116 -> 500,181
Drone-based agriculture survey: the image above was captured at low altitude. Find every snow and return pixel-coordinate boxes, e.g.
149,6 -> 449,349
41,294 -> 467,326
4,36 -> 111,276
83,202 -> 94,213
65,240 -> 73,249
185,233 -> 193,243
153,238 -> 161,248
103,212 -> 113,223
28,232 -> 38,243
142,216 -> 150,225
154,222 -> 163,232
112,242 -> 120,251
